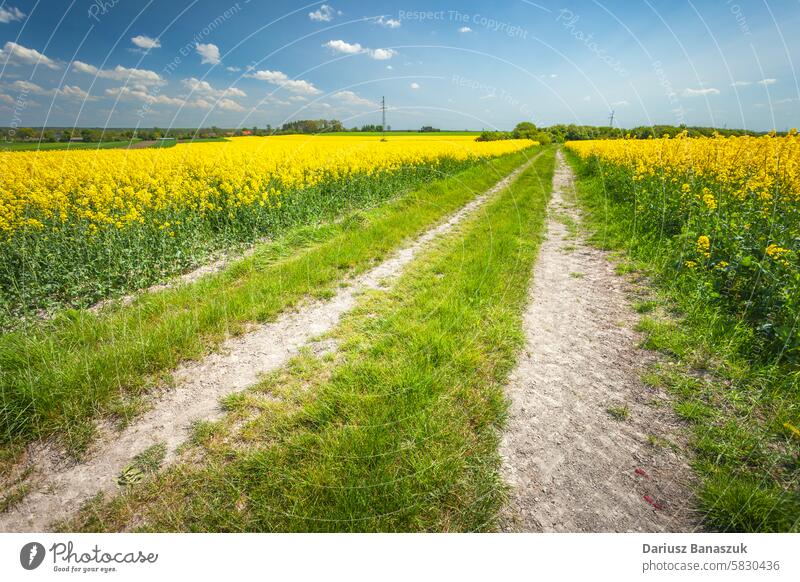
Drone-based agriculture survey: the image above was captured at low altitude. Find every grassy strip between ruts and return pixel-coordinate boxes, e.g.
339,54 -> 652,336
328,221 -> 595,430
564,150 -> 800,533
0,148 -> 539,460
63,147 -> 556,532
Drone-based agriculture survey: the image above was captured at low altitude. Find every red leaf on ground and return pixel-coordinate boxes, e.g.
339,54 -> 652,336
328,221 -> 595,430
635,468 -> 648,478
644,495 -> 663,510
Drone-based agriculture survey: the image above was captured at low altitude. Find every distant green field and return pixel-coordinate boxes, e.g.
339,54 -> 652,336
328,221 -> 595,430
1,135 -> 478,151
0,140 -> 141,152
323,131 -> 481,137
177,137 -> 229,144
0,138 -> 230,152
150,140 -> 178,149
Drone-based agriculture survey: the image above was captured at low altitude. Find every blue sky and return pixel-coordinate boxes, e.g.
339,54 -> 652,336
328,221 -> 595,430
0,0 -> 798,131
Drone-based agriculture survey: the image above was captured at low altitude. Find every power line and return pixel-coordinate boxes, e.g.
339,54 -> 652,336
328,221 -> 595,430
381,96 -> 386,140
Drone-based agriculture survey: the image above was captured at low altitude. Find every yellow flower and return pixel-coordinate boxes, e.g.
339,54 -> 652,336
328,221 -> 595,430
701,188 -> 717,210
0,135 -> 536,237
697,235 -> 711,257
765,244 -> 790,260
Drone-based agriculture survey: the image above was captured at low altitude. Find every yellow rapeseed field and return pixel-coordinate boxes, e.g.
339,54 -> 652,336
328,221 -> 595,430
567,132 -> 800,206
567,132 -> 799,355
0,135 -> 535,320
0,135 -> 533,236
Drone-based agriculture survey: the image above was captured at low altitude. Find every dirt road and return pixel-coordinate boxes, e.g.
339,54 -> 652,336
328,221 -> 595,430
499,150 -> 696,532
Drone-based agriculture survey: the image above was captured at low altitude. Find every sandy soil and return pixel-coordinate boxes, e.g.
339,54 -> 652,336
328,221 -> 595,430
499,151 -> 696,532
0,154 -> 539,533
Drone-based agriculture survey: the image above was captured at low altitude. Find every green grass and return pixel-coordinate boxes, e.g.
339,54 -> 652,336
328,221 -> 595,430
0,140 -> 143,151
633,300 -> 658,314
63,147 -> 556,532
148,139 -> 178,148
554,210 -> 579,239
0,482 -> 29,513
566,150 -> 800,533
0,148 -> 539,458
118,443 -> 167,486
606,405 -> 630,421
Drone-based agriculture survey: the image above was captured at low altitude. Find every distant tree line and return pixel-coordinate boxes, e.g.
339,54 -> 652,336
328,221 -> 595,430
477,122 -> 775,144
546,123 -> 769,140
277,119 -> 345,134
476,122 -> 553,144
274,120 -> 446,134
1,120 -> 445,142
0,126 -> 275,143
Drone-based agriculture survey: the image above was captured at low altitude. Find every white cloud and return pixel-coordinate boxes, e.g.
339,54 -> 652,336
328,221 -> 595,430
369,48 -> 396,60
0,6 -> 25,23
72,61 -> 97,74
582,95 -> 591,101
58,85 -> 93,100
757,78 -> 777,86
458,26 -> 472,33
10,80 -> 49,94
730,81 -> 751,87
0,41 -> 59,69
309,4 -> 338,22
72,61 -> 163,85
386,65 -> 393,70
131,35 -> 160,50
324,39 -> 396,60
611,100 -> 630,107
410,82 -> 420,90
376,16 -> 401,28
226,66 -> 241,72
324,39 -> 364,55
106,86 -> 186,107
245,69 -> 321,95
196,42 -> 220,65
5,80 -> 94,100
332,90 -> 376,107
0,93 -> 16,105
218,98 -> 245,112
682,87 -> 720,96
182,77 -> 246,99
105,86 -> 212,109
261,98 -> 291,107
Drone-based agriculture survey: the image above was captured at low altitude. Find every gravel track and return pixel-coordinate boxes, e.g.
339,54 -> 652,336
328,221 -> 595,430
499,150 -> 696,532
